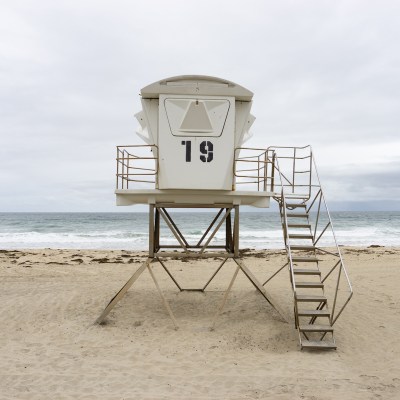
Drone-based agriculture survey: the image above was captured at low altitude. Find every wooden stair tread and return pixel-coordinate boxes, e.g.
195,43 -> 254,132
290,245 -> 316,250
287,224 -> 311,228
292,257 -> 319,263
301,340 -> 336,350
286,213 -> 308,218
283,195 -> 310,199
298,309 -> 330,317
299,324 -> 333,332
293,269 -> 321,275
296,282 -> 324,288
286,203 -> 307,208
296,294 -> 327,302
288,234 -> 314,239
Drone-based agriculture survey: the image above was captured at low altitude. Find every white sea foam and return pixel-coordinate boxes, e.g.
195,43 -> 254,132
0,212 -> 399,250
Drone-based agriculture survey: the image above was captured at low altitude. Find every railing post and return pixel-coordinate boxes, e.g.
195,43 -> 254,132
121,149 -> 125,189
292,147 -> 296,194
309,149 -> 313,198
116,147 -> 119,190
271,152 -> 275,192
127,151 -> 130,189
263,151 -> 267,191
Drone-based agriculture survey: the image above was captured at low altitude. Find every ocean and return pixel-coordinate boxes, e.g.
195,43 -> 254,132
1,211 -> 399,250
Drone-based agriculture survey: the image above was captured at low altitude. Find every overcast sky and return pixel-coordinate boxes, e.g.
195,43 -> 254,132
1,0 -> 399,212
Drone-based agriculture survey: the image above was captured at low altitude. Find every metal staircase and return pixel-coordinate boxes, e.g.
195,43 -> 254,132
279,195 -> 337,349
232,145 -> 353,350
270,146 -> 353,350
234,145 -> 352,349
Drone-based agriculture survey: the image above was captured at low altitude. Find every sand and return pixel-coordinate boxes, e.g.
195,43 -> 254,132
0,246 -> 399,399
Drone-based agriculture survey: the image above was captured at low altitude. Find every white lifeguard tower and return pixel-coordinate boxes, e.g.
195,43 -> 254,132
96,75 -> 353,351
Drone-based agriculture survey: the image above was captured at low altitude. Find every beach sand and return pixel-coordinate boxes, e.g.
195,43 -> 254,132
1,246 -> 399,399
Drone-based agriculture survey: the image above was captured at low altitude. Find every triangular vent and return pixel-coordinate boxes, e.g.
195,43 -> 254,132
179,101 -> 213,132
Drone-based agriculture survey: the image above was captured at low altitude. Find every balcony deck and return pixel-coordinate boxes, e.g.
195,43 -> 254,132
115,189 -> 275,208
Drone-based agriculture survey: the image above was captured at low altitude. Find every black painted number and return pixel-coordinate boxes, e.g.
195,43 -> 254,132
200,141 -> 213,163
181,141 -> 191,162
181,141 -> 214,163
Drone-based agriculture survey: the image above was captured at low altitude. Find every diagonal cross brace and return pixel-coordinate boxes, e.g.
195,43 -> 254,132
234,259 -> 288,322
95,258 -> 178,328
158,208 -> 189,252
200,207 -> 233,253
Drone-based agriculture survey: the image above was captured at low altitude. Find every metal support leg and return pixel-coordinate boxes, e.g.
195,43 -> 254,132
149,204 -> 155,258
233,205 -> 239,257
95,259 -> 150,324
226,209 -> 233,252
155,208 -> 160,252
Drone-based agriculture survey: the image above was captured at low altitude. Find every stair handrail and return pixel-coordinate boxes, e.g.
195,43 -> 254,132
272,154 -> 299,326
309,149 -> 353,324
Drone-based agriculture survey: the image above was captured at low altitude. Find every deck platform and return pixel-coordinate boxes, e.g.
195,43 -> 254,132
115,189 -> 275,207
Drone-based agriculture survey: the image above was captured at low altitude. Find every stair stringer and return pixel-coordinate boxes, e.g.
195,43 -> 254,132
277,194 -> 336,350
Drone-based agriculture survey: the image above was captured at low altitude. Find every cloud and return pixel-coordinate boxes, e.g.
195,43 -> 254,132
0,0 -> 399,211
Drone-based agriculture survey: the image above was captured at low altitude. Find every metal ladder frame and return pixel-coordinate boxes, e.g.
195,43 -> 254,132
261,146 -> 353,347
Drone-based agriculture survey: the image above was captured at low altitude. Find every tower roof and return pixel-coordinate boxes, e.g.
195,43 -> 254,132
141,75 -> 253,101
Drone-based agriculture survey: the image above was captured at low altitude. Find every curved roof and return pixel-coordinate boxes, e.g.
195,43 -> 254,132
141,75 -> 253,101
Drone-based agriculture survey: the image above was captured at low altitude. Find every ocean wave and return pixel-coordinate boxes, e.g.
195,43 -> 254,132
1,212 -> 400,250
0,231 -> 147,250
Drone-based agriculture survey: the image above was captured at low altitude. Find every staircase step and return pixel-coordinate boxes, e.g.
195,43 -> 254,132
286,203 -> 307,209
290,245 -> 316,250
301,340 -> 336,350
293,269 -> 321,276
288,224 -> 311,228
296,282 -> 324,288
299,324 -> 333,332
296,294 -> 327,302
298,309 -> 330,317
284,195 -> 310,200
288,234 -> 314,239
286,213 -> 308,218
292,256 -> 319,263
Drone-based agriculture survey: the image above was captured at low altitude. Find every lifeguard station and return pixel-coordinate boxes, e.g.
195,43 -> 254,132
96,75 -> 353,350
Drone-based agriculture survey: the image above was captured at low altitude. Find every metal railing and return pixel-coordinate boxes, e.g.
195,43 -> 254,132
306,150 -> 353,325
233,147 -> 276,192
116,145 -> 158,189
267,145 -> 315,199
116,145 -> 277,192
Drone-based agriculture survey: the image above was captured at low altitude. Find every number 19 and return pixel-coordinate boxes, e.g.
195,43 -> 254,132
181,140 -> 214,163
